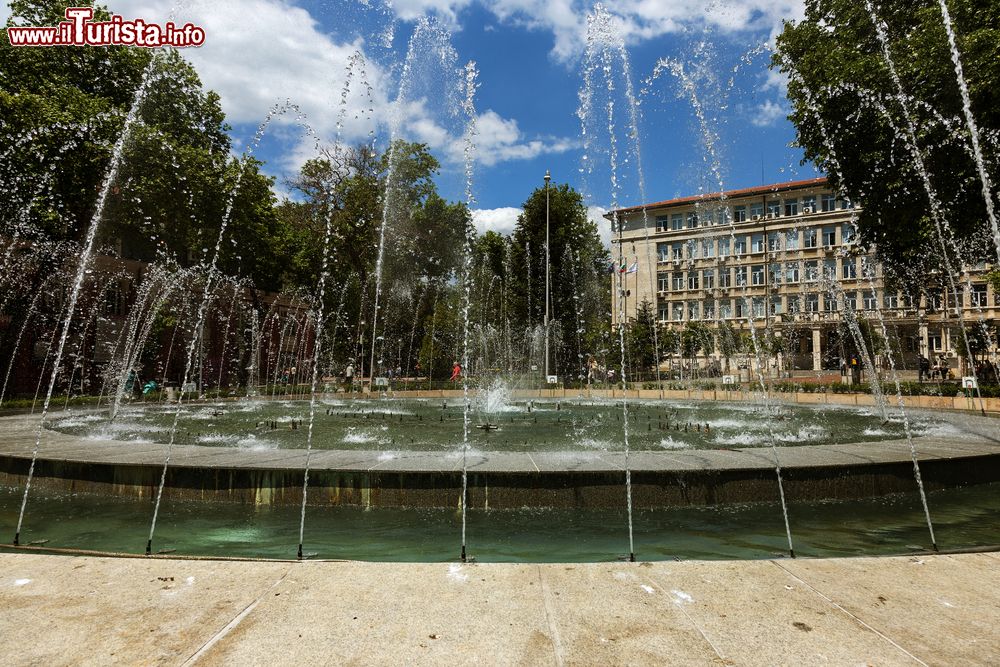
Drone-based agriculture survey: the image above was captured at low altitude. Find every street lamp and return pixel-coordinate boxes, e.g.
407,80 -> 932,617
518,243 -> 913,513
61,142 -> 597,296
544,169 -> 551,383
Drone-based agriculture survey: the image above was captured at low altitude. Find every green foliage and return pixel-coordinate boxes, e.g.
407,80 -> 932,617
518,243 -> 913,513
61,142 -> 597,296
507,182 -> 611,374
626,299 -> 657,376
774,0 -> 1000,271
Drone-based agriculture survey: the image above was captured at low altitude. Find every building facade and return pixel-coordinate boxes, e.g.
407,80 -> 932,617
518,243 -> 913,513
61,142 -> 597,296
609,177 -> 998,375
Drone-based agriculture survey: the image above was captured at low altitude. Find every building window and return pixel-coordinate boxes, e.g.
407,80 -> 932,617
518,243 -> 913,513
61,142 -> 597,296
703,270 -> 715,289
733,206 -> 747,222
822,227 -> 837,247
734,238 -> 747,256
804,260 -> 819,282
686,212 -> 699,229
735,298 -> 746,318
735,266 -> 747,287
884,293 -> 898,309
805,293 -> 819,312
785,261 -> 800,283
671,213 -> 683,230
839,196 -> 852,210
752,297 -> 765,318
824,294 -> 838,312
863,291 -> 877,310
658,273 -> 669,293
704,300 -> 716,319
860,256 -> 876,279
658,305 -> 669,322
672,272 -> 684,291
842,257 -> 856,279
687,271 -> 700,290
751,265 -> 765,286
770,296 -> 783,315
785,230 -> 799,250
702,239 -> 715,258
718,237 -> 731,257
688,302 -> 700,320
843,291 -> 858,310
750,202 -> 764,219
802,195 -> 817,213
784,198 -> 799,216
656,215 -> 668,232
719,268 -> 732,288
787,295 -> 801,313
686,239 -> 699,259
766,201 -> 781,218
769,263 -> 782,285
970,283 -> 987,307
928,332 -> 942,351
926,289 -> 943,312
719,299 -> 732,319
842,223 -> 856,244
768,232 -> 781,252
821,193 -> 836,212
823,258 -> 837,280
804,228 -> 817,248
657,243 -> 669,262
672,243 -> 683,260
751,233 -> 765,254
672,302 -> 684,321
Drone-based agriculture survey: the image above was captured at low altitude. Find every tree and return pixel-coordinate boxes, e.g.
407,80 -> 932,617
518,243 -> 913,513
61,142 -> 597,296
509,183 -> 610,376
626,299 -> 657,379
774,0 -> 1000,272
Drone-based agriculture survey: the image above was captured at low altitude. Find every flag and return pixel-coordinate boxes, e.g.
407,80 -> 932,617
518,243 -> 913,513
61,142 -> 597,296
625,261 -> 638,274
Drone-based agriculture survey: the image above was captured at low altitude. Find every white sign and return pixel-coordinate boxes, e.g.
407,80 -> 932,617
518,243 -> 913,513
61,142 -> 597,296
547,375 -> 559,384
722,375 -> 736,385
530,365 -> 538,371
374,377 -> 389,388
181,382 -> 197,393
962,376 -> 978,389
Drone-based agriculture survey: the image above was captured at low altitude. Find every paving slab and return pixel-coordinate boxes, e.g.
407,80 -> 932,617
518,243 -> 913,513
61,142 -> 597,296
777,554 -> 1000,664
1,553 -> 998,665
641,560 -> 923,665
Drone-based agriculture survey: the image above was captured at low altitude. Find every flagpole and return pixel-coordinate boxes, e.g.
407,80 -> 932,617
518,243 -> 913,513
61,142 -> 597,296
544,169 -> 551,384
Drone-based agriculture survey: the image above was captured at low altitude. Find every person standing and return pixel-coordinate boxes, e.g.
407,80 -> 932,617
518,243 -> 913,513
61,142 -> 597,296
450,361 -> 461,382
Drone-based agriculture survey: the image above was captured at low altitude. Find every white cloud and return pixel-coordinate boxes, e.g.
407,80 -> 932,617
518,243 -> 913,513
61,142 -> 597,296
750,99 -> 785,126
471,206 -> 522,235
390,0 -> 475,24
386,0 -> 808,63
471,204 -> 611,245
454,110 -> 579,167
588,205 -> 612,247
109,0 -> 388,145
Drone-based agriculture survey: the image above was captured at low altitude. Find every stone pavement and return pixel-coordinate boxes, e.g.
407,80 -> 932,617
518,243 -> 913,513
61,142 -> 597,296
1,551 -> 997,665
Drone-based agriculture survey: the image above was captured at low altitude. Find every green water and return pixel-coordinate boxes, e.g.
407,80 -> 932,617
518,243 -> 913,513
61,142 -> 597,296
3,483 -> 997,562
46,398 -> 953,452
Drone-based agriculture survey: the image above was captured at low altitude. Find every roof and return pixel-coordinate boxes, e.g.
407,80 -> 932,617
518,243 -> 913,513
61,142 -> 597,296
608,177 -> 829,216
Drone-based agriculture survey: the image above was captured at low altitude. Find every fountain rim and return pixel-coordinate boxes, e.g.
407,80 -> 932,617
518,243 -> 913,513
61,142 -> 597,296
0,406 -> 995,476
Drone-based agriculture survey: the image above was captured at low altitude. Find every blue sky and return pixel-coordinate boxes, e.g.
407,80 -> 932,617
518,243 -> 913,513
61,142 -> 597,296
4,0 -> 821,241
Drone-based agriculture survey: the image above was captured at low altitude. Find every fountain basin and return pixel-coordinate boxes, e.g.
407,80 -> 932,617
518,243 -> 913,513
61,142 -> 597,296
0,403 -> 997,510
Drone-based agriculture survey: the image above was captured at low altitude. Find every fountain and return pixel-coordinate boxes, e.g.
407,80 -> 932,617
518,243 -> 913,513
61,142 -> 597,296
1,1 -> 999,563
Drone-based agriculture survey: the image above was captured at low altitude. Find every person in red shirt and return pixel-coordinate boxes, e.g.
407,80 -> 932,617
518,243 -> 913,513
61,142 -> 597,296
449,362 -> 461,382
